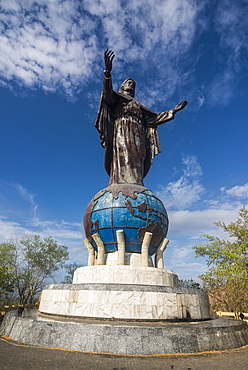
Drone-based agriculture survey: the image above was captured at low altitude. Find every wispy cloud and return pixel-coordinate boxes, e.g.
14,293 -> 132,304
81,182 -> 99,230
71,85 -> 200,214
155,153 -> 248,278
0,0 -> 246,107
207,0 -> 248,105
168,204 -> 243,239
0,216 -> 28,241
84,0 -> 199,57
16,184 -> 38,218
157,155 -> 205,210
0,181 -> 87,263
157,155 -> 246,241
0,0 -> 201,101
29,218 -> 82,241
220,183 -> 248,199
0,180 -> 36,221
0,0 -> 98,96
163,202 -> 244,279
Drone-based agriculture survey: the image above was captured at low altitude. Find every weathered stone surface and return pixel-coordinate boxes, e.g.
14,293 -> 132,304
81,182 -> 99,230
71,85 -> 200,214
38,266 -> 210,321
1,311 -> 247,355
73,265 -> 178,286
39,281 -> 210,320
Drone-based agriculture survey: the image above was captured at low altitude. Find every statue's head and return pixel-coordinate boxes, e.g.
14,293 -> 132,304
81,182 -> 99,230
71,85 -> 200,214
119,78 -> 136,98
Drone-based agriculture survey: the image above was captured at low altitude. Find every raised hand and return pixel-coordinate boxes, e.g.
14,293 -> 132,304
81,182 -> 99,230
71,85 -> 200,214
104,49 -> 115,77
173,100 -> 188,113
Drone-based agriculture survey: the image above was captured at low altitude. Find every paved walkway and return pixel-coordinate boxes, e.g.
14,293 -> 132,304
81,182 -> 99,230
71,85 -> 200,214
1,337 -> 248,370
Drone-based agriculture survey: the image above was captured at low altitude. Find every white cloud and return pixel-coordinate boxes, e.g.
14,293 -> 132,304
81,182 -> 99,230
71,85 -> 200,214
0,0 -> 98,96
220,183 -> 248,199
0,0 -> 201,98
29,218 -> 83,241
0,0 -> 246,107
215,0 -> 247,56
157,155 -> 205,210
172,246 -> 189,261
84,0 -> 199,56
206,0 -> 248,105
0,181 -> 87,263
168,204 -> 243,239
16,184 -> 38,218
162,201 -> 244,279
182,155 -> 202,177
207,71 -> 235,106
162,179 -> 204,210
157,156 -> 247,236
0,213 -> 87,264
0,216 -> 28,241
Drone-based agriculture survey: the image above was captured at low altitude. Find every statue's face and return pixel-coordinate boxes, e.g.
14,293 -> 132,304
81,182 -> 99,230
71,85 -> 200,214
122,79 -> 135,97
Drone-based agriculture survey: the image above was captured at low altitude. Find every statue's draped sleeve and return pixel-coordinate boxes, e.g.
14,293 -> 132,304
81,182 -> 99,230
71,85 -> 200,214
141,108 -> 175,177
94,74 -> 115,175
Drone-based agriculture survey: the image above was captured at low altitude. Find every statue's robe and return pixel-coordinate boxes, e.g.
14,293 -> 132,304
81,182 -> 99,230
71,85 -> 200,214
95,74 -> 175,186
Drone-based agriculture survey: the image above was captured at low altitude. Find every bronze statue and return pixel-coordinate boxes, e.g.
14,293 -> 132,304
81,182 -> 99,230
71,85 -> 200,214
95,49 -> 187,186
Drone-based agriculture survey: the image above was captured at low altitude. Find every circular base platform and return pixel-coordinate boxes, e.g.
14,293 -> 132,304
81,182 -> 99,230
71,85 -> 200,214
1,310 -> 247,355
73,265 -> 178,286
39,266 -> 210,321
39,282 -> 210,320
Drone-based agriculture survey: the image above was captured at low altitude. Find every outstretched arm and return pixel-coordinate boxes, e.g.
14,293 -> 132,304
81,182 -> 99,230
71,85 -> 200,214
146,100 -> 188,127
103,49 -> 115,105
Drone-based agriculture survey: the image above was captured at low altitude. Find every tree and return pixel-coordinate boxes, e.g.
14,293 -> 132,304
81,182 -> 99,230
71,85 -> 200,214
178,278 -> 201,289
61,262 -> 83,284
192,205 -> 248,314
0,235 -> 69,305
0,243 -> 16,305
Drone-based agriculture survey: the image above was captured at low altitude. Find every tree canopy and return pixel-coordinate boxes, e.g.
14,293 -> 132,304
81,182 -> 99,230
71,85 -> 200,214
61,262 -> 83,284
0,234 -> 68,305
178,278 -> 201,289
0,242 -> 16,304
192,205 -> 248,313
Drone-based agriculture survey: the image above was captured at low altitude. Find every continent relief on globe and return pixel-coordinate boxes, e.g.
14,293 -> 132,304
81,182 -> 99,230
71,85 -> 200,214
83,184 -> 169,256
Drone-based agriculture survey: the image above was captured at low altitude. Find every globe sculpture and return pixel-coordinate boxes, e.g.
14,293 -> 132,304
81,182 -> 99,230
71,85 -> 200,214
84,184 -> 169,256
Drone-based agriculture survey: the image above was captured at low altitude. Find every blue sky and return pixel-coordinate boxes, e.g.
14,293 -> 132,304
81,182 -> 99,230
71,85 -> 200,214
0,0 -> 248,281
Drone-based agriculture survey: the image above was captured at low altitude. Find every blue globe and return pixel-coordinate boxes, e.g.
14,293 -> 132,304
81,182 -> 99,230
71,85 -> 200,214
83,184 -> 169,256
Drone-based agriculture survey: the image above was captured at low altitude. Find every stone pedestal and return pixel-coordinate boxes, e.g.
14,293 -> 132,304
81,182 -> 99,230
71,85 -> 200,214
1,310 -> 248,355
39,265 -> 210,321
3,261 -> 247,354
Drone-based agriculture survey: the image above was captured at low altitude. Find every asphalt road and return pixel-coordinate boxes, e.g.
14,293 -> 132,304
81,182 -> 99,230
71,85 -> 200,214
1,337 -> 248,370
